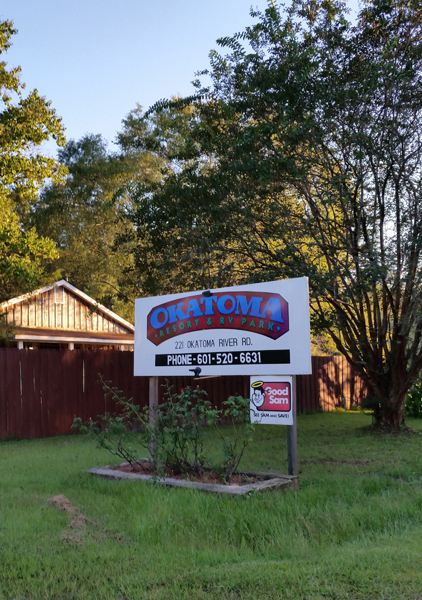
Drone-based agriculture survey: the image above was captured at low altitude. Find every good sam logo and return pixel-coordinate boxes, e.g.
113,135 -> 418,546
147,291 -> 289,346
251,380 -> 291,412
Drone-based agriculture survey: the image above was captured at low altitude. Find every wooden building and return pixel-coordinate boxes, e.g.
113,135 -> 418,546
0,280 -> 134,350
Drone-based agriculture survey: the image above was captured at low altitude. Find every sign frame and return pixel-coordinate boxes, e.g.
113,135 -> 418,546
134,277 -> 311,377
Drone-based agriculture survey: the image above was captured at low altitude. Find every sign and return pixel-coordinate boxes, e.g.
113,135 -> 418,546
134,277 -> 311,377
250,376 -> 293,425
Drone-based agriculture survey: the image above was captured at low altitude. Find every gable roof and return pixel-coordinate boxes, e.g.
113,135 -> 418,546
0,279 -> 134,333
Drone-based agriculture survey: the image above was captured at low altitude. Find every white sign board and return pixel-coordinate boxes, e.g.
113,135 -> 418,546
134,277 -> 311,377
250,376 -> 293,425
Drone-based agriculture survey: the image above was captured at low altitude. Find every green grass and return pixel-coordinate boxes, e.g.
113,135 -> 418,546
1,412 -> 422,599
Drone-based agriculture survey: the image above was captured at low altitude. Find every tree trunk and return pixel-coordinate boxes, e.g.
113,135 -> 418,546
372,393 -> 407,431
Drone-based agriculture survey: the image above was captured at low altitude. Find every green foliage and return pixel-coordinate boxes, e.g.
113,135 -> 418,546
0,20 -> 66,306
4,413 -> 422,598
0,21 -> 66,206
0,311 -> 14,341
0,200 -> 59,303
129,0 -> 422,429
216,395 -> 255,481
30,134 -> 138,321
406,376 -> 422,418
30,102 -> 202,319
72,413 -> 147,471
116,101 -> 241,296
73,379 -> 151,470
74,377 -> 254,480
153,384 -> 220,476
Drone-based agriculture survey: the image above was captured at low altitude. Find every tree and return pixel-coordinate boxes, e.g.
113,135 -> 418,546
0,20 -> 65,304
31,134 -> 139,320
32,102 -> 207,320
0,200 -> 58,303
118,101 -> 249,295
31,113 -> 188,320
138,0 -> 422,430
0,21 -> 66,207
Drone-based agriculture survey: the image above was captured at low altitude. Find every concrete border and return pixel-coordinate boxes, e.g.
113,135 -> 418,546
85,463 -> 299,495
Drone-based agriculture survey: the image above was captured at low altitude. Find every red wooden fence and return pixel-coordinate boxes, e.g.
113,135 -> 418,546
0,349 -> 366,440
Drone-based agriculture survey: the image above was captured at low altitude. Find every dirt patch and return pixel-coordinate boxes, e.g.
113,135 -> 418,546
48,495 -> 90,546
300,459 -> 370,467
113,460 -> 261,485
48,495 -> 76,514
358,424 -> 422,436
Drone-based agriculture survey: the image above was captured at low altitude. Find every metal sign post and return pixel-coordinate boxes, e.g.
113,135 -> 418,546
287,375 -> 298,476
149,376 -> 158,460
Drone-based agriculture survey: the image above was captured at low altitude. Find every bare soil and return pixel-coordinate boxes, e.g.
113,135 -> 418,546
48,495 -> 90,546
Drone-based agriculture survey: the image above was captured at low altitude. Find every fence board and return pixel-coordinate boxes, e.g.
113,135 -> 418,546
0,349 -> 7,438
50,350 -> 63,436
38,349 -> 49,438
6,350 -> 22,438
1,350 -> 20,438
61,350 -> 83,435
0,349 -> 367,440
84,350 -> 107,420
28,350 -> 42,439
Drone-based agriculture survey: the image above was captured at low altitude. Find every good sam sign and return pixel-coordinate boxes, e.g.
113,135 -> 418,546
134,278 -> 311,376
250,377 -> 293,425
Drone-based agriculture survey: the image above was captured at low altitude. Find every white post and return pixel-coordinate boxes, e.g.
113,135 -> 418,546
17,341 -> 24,350
68,342 -> 74,351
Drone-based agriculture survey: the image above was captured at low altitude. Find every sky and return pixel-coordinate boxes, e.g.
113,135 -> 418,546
1,1 -> 360,158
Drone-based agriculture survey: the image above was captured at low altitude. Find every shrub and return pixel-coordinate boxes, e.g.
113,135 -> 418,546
72,383 -> 150,471
215,395 -> 255,481
153,383 -> 220,476
406,375 -> 422,418
73,377 -> 255,481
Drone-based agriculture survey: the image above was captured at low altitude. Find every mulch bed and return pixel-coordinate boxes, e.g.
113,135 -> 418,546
112,460 -> 260,485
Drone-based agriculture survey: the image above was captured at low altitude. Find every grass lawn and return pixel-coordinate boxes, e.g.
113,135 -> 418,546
1,412 -> 422,599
